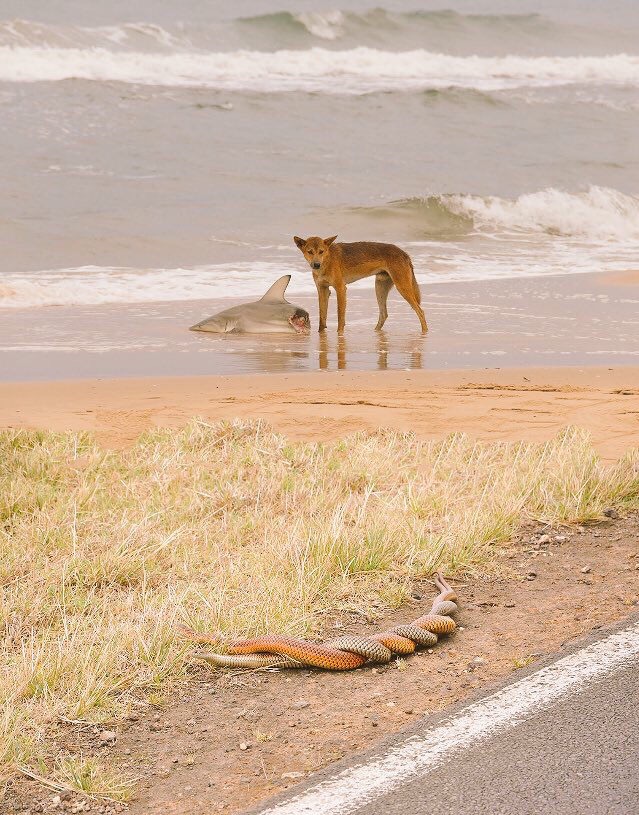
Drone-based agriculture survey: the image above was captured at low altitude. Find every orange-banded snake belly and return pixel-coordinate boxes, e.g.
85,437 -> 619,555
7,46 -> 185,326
179,572 -> 458,671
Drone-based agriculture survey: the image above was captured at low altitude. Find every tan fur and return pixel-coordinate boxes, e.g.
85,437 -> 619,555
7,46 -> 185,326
293,235 -> 427,333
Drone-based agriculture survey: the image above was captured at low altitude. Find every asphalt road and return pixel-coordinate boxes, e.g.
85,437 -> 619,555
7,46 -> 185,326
362,659 -> 639,815
248,617 -> 639,815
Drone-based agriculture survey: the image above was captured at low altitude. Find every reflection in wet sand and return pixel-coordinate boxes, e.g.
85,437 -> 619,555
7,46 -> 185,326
318,332 -> 346,371
317,330 -> 427,372
216,334 -> 311,374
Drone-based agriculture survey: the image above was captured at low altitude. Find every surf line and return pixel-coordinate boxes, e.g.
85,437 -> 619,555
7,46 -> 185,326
255,619 -> 639,815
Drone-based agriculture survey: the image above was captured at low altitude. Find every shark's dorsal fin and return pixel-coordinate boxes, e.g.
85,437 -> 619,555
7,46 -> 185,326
260,275 -> 290,302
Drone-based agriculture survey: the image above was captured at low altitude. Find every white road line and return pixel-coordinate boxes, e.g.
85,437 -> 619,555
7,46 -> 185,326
256,620 -> 639,815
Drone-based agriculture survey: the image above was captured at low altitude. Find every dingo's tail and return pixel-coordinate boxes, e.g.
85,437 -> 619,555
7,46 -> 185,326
410,259 -> 421,305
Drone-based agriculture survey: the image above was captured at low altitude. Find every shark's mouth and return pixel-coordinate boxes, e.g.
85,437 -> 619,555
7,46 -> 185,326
289,311 -> 311,335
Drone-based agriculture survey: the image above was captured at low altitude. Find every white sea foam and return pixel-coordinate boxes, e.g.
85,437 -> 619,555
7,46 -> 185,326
1,236 -> 637,311
444,187 -> 639,239
1,46 -> 638,93
0,262 -> 303,310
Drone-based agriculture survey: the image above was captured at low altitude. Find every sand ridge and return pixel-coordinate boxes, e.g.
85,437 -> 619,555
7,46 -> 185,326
1,367 -> 639,460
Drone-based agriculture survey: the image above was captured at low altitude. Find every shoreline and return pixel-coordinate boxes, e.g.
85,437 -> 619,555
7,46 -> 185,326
1,270 -> 638,380
2,366 -> 639,460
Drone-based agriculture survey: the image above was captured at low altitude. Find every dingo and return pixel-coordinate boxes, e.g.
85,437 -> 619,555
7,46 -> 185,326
293,236 -> 427,333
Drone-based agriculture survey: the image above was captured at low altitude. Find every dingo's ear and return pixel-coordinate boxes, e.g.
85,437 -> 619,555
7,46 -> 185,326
324,235 -> 338,246
293,236 -> 307,249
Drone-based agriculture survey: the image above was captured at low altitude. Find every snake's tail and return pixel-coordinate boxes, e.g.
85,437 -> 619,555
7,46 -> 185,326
176,624 -> 220,645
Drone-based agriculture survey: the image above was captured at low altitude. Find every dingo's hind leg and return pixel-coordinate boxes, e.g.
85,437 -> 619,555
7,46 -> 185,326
391,267 -> 428,333
374,272 -> 394,330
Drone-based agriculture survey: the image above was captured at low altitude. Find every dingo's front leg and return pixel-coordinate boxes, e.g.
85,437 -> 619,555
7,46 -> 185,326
336,284 -> 347,333
317,283 -> 330,332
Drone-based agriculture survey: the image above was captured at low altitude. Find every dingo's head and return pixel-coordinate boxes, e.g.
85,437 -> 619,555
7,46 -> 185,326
293,235 -> 337,271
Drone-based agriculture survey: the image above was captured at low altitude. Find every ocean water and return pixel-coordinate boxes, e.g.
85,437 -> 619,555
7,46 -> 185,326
0,1 -> 638,328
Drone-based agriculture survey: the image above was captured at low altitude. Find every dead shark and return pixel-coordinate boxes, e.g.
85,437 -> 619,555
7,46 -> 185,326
189,275 -> 310,334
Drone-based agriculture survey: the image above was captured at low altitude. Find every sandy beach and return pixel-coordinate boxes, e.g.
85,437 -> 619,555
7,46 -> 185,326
2,366 -> 638,461
2,271 -> 638,459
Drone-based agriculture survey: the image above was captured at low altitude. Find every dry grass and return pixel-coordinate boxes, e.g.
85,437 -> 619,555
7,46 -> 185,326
2,420 -> 638,793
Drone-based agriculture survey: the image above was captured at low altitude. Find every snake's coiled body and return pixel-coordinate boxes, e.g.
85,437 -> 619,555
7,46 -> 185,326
180,573 -> 458,671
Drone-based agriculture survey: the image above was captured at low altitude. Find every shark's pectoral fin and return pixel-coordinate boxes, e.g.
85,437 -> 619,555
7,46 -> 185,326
259,275 -> 291,302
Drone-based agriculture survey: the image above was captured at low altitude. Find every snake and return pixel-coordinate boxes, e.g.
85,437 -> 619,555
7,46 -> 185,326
178,573 -> 458,671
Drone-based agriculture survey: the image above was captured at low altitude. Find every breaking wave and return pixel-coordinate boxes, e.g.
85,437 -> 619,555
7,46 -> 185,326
0,19 -> 191,50
239,9 -> 559,46
1,46 -> 638,93
0,11 -> 559,50
358,187 -> 639,240
243,10 -> 348,41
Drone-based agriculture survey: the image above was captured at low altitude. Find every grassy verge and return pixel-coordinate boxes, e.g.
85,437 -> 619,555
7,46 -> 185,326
2,420 -> 638,794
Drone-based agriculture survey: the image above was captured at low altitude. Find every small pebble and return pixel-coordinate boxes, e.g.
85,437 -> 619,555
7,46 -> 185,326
538,535 -> 550,544
526,571 -> 537,580
293,700 -> 310,710
99,730 -> 117,745
281,772 -> 304,780
581,566 -> 592,574
239,742 -> 250,751
603,508 -> 620,519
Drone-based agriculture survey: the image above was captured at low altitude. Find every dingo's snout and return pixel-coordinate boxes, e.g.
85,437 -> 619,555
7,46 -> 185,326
311,261 -> 321,270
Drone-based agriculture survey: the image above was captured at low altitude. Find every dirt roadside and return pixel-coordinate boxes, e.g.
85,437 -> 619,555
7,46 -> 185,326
5,513 -> 639,815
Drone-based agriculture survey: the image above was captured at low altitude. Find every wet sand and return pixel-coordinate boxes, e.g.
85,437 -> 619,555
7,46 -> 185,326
2,366 -> 639,461
2,270 -> 638,459
1,270 -> 638,380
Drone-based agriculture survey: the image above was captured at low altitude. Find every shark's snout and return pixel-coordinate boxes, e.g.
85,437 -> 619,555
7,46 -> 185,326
289,310 -> 311,335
